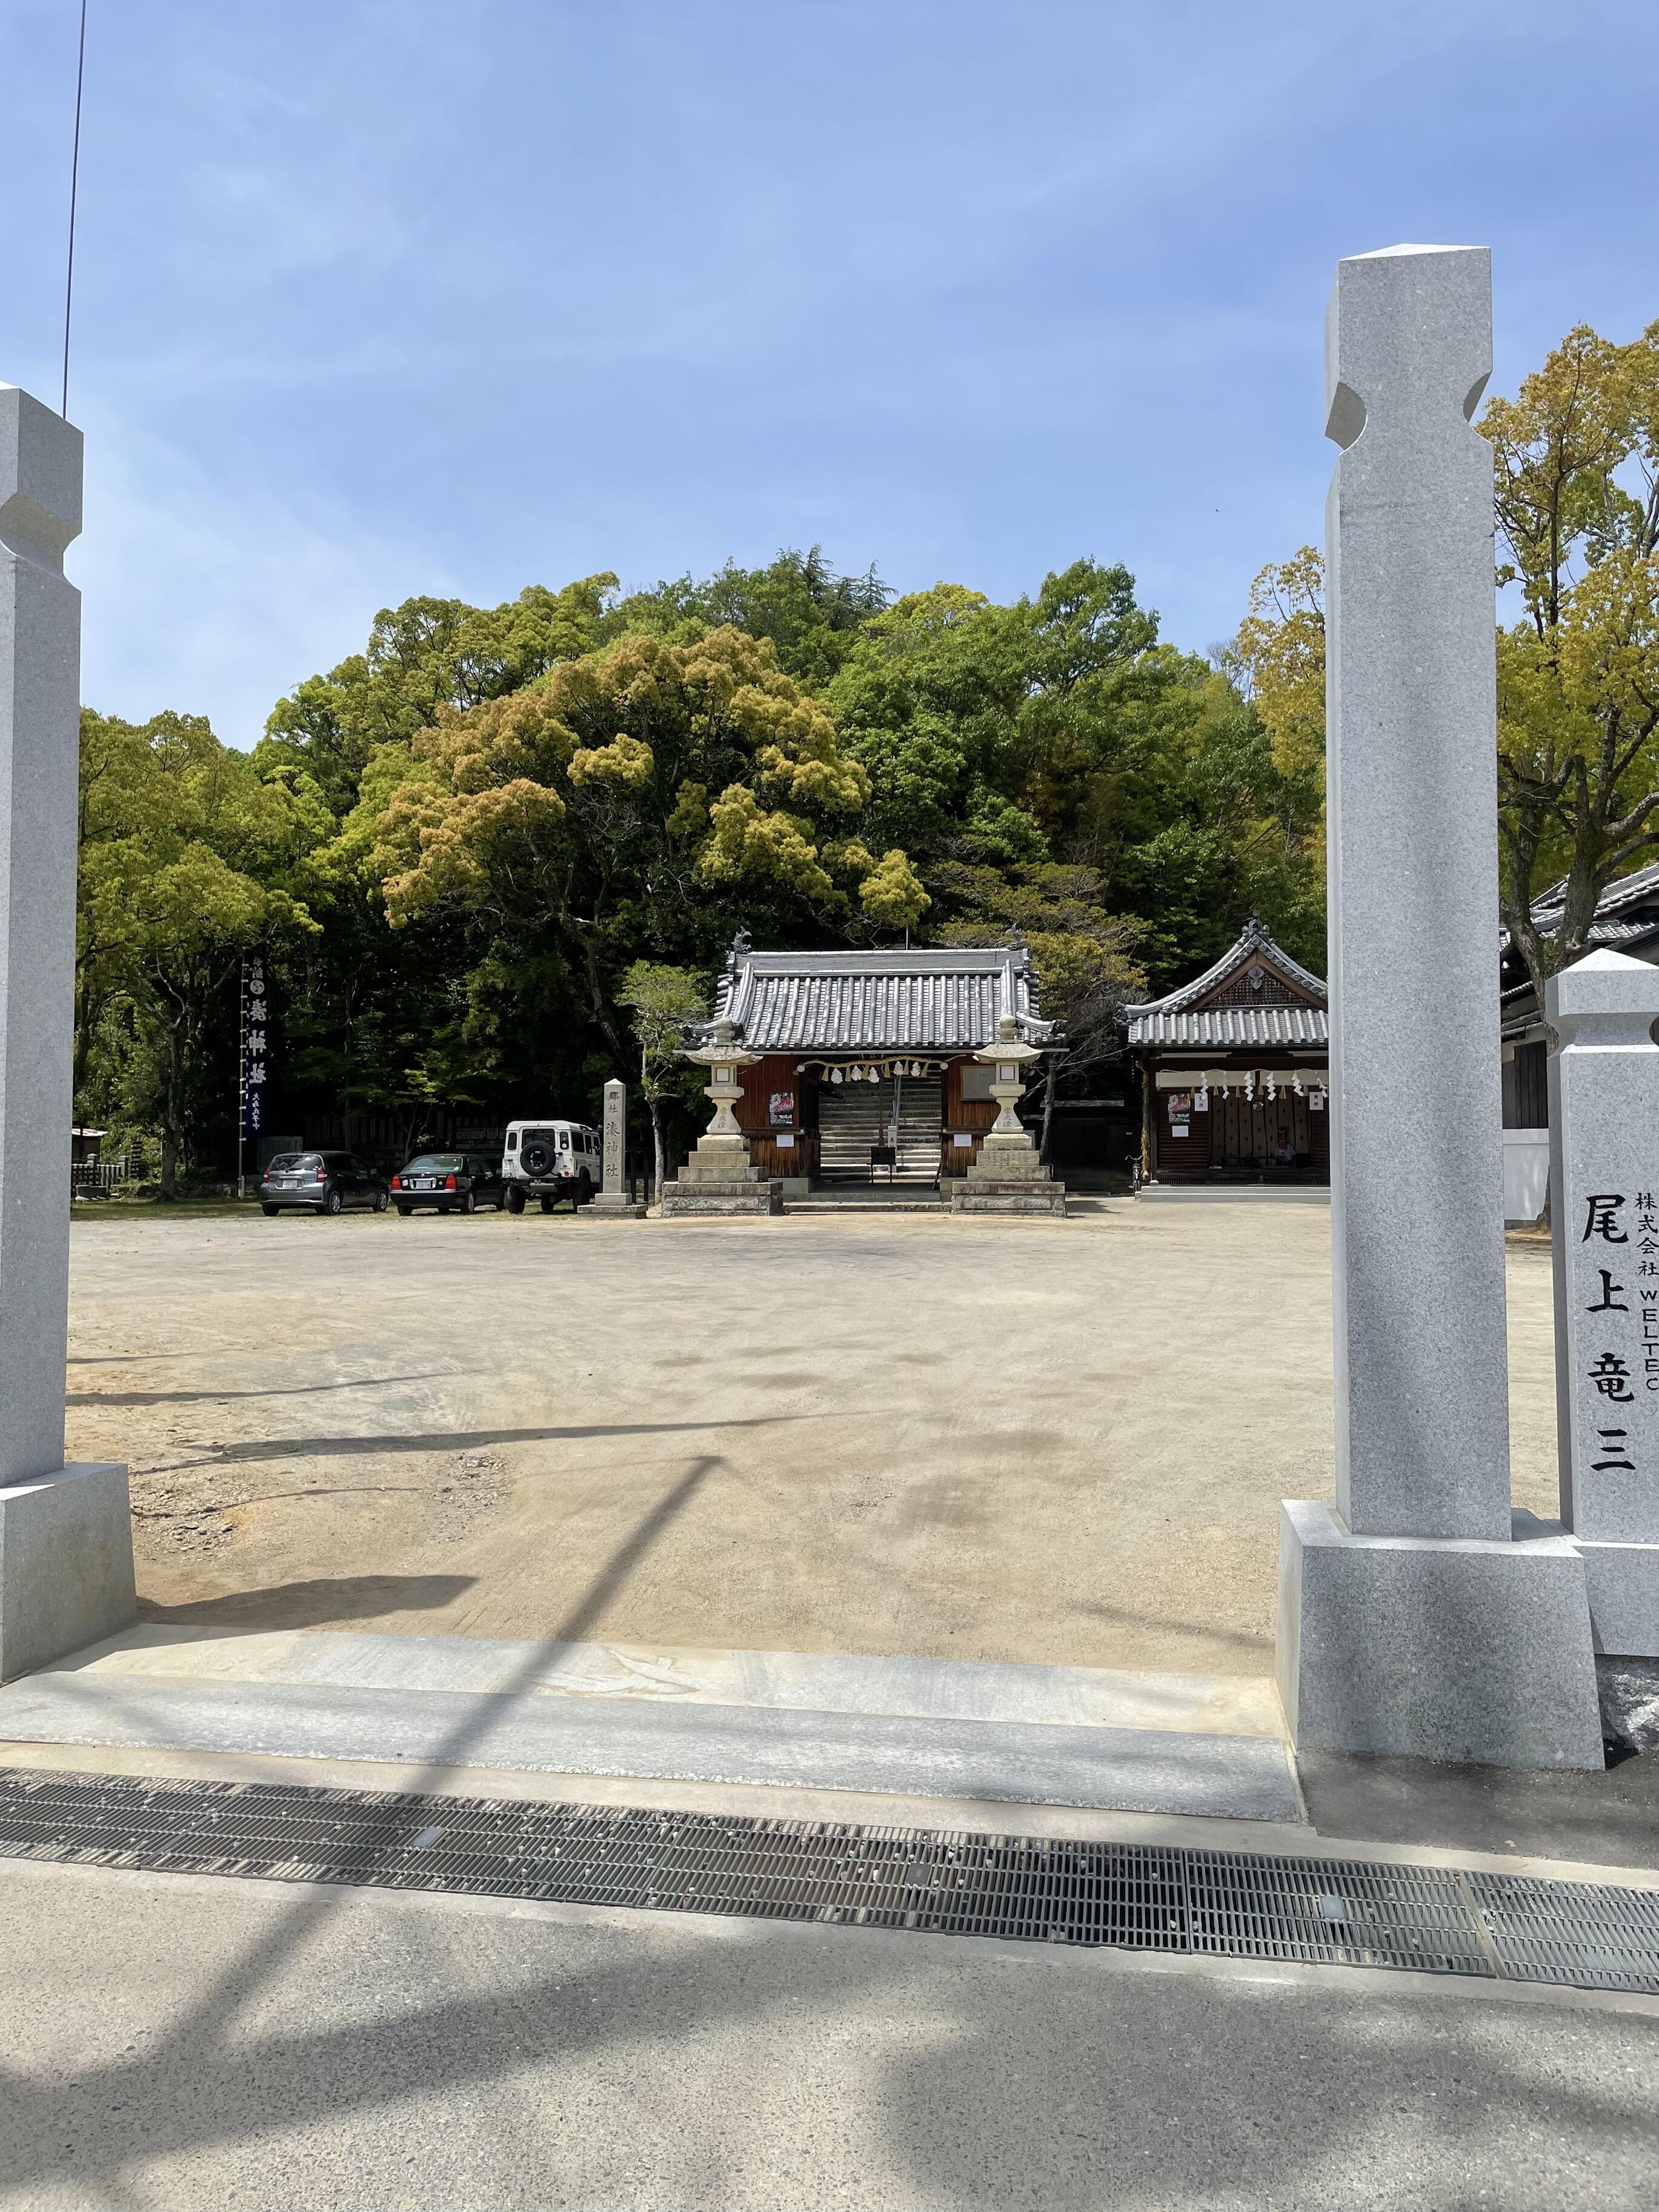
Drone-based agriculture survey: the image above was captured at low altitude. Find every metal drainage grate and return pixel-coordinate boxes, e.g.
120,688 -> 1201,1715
0,1766 -> 1654,1995
1468,1872 -> 1659,1994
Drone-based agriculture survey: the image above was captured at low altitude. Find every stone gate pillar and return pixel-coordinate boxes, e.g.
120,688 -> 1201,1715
590,1076 -> 645,1217
1274,251 -> 1601,1768
1546,949 -> 1659,1657
0,385 -> 135,1680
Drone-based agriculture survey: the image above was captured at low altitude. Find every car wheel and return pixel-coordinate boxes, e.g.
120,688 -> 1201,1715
374,1188 -> 388,1212
324,1189 -> 344,1215
576,1171 -> 593,1207
396,1203 -> 413,1217
261,1203 -> 279,1217
539,1196 -> 557,1214
505,1186 -> 526,1215
460,1189 -> 477,1215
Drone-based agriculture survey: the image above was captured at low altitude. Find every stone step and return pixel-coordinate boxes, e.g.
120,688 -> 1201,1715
788,1195 -> 946,1211
0,1628 -> 1300,1823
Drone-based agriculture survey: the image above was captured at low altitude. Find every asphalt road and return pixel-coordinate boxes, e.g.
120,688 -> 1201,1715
1,1858 -> 1654,2212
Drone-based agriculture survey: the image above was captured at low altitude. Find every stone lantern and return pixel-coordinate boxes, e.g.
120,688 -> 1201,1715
952,1015 -> 1066,1217
659,1017 -> 783,1217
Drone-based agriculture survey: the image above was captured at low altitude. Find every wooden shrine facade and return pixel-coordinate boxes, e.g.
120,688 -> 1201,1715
691,938 -> 1053,1188
1121,917 -> 1330,1184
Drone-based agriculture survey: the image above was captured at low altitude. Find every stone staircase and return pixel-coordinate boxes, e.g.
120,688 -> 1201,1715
817,1076 -> 941,1185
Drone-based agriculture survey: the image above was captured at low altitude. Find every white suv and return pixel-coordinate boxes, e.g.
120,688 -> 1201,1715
502,1119 -> 601,1212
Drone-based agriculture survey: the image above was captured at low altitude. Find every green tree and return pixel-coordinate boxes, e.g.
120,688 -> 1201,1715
1479,323 -> 1659,997
77,710 -> 326,1191
601,547 -> 889,686
362,625 -> 926,1073
258,579 -> 615,817
1230,548 -> 1326,792
617,961 -> 709,1191
1234,322 -> 1659,1006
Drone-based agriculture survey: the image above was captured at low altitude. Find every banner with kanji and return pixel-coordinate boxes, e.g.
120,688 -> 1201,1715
241,956 -> 270,1140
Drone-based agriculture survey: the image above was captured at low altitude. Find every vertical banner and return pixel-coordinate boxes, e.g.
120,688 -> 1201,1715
241,955 -> 269,1143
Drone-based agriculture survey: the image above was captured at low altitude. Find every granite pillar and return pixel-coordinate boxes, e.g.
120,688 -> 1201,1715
590,1076 -> 645,1217
1547,949 -> 1659,1655
1274,253 -> 1601,1767
0,384 -> 135,1679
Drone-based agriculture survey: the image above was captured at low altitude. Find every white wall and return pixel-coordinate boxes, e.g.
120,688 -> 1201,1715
1503,1128 -> 1549,1224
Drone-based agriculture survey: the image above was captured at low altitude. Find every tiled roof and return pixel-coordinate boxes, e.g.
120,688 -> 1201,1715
704,943 -> 1050,1052
1124,914 -> 1326,1020
1505,862 -> 1659,954
1120,915 -> 1326,1049
1532,859 -> 1659,926
1124,1005 -> 1329,1049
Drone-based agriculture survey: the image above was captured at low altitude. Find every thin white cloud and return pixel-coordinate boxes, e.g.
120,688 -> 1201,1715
73,399 -> 454,746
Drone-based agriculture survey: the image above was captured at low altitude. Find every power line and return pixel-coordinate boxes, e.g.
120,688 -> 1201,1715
62,0 -> 87,419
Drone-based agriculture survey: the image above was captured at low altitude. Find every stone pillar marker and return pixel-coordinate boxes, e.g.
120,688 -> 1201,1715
1546,949 -> 1659,1655
1322,244 -> 1511,1541
1274,253 -> 1602,1768
589,1075 -> 645,1218
0,384 -> 135,1680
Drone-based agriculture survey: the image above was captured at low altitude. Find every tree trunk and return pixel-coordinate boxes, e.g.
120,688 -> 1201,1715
648,1098 -> 665,1198
1038,1061 -> 1057,1163
159,1027 -> 182,1199
570,918 -> 631,1068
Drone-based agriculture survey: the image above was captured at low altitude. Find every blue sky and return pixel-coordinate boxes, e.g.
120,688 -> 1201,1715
4,1 -> 1654,748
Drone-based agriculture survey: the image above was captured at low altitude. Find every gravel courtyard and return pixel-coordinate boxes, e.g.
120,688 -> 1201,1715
64,1203 -> 1562,1679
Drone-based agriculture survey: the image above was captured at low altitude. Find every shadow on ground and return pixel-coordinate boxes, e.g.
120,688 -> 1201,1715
1300,1746 -> 1659,1870
138,1575 -> 477,1632
142,1415 -> 811,1474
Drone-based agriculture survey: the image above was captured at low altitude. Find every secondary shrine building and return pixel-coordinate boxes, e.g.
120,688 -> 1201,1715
694,940 -> 1052,1193
1122,917 -> 1330,1184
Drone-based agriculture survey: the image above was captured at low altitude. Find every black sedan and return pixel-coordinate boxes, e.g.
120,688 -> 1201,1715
390,1152 -> 507,1215
260,1151 -> 389,1215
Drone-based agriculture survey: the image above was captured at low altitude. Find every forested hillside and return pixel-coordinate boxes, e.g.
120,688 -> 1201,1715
75,546 -> 1323,1184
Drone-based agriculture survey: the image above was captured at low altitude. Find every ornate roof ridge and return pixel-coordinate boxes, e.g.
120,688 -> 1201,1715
701,932 -> 1052,1049
1123,914 -> 1326,1020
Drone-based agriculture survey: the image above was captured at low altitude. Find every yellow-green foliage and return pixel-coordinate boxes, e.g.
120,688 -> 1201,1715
1232,548 -> 1326,787
370,625 -> 886,932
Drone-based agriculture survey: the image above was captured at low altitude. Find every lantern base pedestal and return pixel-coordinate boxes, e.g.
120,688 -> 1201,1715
660,1178 -> 783,1218
952,1136 -> 1067,1217
661,1136 -> 782,1216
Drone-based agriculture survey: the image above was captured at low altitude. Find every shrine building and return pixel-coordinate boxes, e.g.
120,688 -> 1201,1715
1122,916 -> 1330,1184
691,938 -> 1052,1193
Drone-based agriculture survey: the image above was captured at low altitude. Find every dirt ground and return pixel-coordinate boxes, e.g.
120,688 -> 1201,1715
62,1203 -> 1562,1679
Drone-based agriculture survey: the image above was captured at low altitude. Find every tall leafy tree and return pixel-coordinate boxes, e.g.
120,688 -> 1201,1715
1480,323 -> 1659,997
76,710 -> 327,1190
617,962 -> 709,1191
257,579 -> 615,816
602,546 -> 889,686
1235,322 -> 1659,1005
362,624 -> 927,1069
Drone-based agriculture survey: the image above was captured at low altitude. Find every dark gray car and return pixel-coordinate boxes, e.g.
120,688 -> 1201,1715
259,1151 -> 390,1216
390,1152 -> 508,1215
